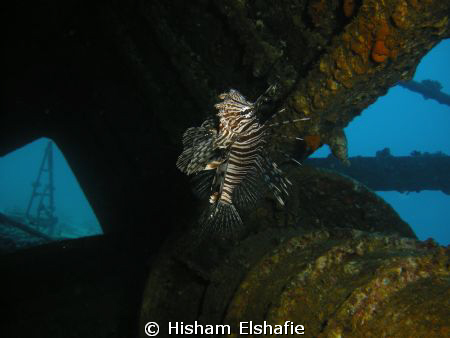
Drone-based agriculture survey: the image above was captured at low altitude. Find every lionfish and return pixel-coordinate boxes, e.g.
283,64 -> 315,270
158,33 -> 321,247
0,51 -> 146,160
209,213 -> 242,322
177,87 -> 306,233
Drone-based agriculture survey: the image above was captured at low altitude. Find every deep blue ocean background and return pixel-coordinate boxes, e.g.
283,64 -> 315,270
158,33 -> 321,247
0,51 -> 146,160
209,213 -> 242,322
1,40 -> 449,247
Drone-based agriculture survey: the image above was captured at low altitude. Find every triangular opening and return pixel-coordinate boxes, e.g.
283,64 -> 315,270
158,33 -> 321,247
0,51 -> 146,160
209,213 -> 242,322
0,137 -> 102,253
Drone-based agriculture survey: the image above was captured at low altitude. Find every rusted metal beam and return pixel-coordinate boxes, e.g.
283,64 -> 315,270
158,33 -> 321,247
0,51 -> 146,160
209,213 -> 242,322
283,0 -> 450,163
306,150 -> 450,195
398,79 -> 450,106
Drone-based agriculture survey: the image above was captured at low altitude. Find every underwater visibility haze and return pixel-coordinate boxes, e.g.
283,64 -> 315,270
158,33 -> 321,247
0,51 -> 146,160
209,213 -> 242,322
0,138 -> 102,250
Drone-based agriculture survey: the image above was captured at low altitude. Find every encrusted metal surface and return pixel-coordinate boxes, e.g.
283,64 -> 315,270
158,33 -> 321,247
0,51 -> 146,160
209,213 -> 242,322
140,168 -> 448,337
140,227 -> 449,337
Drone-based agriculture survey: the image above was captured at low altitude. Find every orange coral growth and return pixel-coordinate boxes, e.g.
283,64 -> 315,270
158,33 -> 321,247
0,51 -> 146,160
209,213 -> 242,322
349,19 -> 374,63
304,135 -> 322,152
372,20 -> 391,63
372,40 -> 390,62
343,0 -> 355,18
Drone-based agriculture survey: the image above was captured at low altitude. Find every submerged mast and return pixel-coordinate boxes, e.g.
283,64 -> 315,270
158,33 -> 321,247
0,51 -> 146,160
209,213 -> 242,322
25,141 -> 57,233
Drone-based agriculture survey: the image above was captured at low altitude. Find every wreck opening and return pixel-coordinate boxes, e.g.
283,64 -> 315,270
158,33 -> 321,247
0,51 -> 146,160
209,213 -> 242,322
0,137 -> 102,253
311,39 -> 450,245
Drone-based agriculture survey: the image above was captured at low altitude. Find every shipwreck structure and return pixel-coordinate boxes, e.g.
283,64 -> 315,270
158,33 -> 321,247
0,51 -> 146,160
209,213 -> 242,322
2,1 -> 450,337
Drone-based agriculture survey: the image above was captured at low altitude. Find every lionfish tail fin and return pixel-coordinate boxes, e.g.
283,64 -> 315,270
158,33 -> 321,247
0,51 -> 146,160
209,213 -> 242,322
199,201 -> 243,236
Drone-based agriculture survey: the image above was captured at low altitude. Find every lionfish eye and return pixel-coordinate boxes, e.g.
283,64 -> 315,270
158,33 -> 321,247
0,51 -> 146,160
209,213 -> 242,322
241,107 -> 254,117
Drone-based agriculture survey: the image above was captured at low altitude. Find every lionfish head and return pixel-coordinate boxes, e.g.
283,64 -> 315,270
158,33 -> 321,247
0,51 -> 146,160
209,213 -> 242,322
215,89 -> 256,126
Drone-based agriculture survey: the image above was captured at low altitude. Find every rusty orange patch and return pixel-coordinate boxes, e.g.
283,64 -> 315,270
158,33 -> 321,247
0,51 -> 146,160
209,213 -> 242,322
304,135 -> 322,151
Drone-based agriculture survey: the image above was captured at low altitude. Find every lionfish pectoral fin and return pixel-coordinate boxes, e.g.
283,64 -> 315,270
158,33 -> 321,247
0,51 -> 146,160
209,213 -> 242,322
182,119 -> 216,147
280,151 -> 303,167
267,117 -> 310,128
233,170 -> 264,210
260,158 -> 291,207
191,170 -> 215,199
183,139 -> 220,175
177,119 -> 220,175
176,147 -> 194,173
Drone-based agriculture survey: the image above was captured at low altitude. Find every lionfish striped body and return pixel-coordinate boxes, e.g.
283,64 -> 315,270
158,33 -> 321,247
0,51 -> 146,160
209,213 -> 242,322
177,88 -> 295,233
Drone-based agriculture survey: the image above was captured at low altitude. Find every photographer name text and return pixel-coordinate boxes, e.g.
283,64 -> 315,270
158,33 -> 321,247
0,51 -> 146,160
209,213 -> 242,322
168,321 -> 305,335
